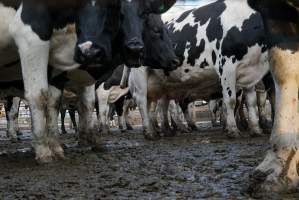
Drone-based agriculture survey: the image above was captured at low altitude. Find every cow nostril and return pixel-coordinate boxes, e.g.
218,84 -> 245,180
171,58 -> 180,67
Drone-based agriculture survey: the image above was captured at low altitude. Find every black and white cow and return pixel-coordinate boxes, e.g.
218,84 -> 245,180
0,0 -> 177,163
164,0 -> 269,137
129,0 -> 269,139
247,0 -> 299,194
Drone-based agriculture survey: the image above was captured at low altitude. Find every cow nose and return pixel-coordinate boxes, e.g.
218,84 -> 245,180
83,47 -> 102,59
171,58 -> 180,67
126,39 -> 144,53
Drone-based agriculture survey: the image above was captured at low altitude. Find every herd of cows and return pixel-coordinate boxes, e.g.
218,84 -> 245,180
0,0 -> 299,195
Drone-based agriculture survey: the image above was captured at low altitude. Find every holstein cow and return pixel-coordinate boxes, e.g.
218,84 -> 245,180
0,0 -> 177,163
247,0 -> 299,194
96,65 -> 134,134
129,0 -> 269,139
164,0 -> 269,137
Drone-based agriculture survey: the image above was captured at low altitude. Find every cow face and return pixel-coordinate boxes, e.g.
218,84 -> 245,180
74,0 -> 121,65
142,15 -> 179,70
120,0 -> 176,67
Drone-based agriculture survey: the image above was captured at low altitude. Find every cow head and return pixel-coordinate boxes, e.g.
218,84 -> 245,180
74,0 -> 121,65
120,0 -> 176,67
142,15 -> 180,71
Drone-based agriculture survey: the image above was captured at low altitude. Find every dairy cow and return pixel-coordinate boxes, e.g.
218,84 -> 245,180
164,0 -> 269,137
129,0 -> 269,139
247,0 -> 299,194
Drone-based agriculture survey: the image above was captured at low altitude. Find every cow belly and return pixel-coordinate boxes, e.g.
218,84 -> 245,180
0,4 -> 16,49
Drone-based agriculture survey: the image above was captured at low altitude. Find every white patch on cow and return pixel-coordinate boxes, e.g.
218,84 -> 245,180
49,25 -> 80,71
91,0 -> 96,7
78,41 -> 93,53
221,1 -> 255,33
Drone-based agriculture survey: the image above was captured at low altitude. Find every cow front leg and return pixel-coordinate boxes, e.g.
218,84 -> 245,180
137,97 -> 159,140
244,88 -> 264,137
123,99 -> 133,130
9,7 -> 60,163
249,48 -> 299,193
159,98 -> 175,137
96,84 -> 110,134
77,85 -> 99,147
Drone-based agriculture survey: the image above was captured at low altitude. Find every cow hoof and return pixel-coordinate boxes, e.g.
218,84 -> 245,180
190,124 -> 198,131
144,132 -> 160,140
48,138 -> 65,160
248,149 -> 299,195
35,144 -> 54,164
162,128 -> 176,137
126,124 -> 134,131
225,130 -> 241,138
61,130 -> 68,135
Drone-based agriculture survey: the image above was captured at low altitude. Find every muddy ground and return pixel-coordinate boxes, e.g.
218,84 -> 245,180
0,123 -> 298,200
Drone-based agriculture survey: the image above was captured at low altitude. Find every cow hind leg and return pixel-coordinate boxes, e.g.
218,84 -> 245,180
221,72 -> 241,138
5,97 -> 20,142
159,98 -> 175,137
60,109 -> 67,134
69,109 -> 78,133
249,48 -> 299,194
244,88 -> 264,137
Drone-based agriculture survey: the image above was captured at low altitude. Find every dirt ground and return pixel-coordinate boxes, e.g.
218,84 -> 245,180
0,123 -> 298,200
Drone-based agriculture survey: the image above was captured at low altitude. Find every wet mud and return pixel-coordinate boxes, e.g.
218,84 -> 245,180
0,123 -> 298,200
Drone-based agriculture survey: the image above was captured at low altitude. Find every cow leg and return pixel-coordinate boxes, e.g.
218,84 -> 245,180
236,96 -> 249,131
77,85 -> 99,147
138,98 -> 159,140
169,100 -> 191,133
221,67 -> 241,138
69,109 -> 78,133
250,48 -> 299,193
5,97 -> 19,142
159,98 -> 175,137
9,8 -> 61,163
209,100 -> 218,127
244,88 -> 264,137
60,108 -> 67,134
123,99 -> 133,130
257,89 -> 272,132
46,85 -> 65,161
181,101 -> 197,131
115,98 -> 125,132
96,84 -> 110,134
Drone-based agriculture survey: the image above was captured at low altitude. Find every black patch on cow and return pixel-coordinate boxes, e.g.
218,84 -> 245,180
0,80 -> 24,91
1,60 -> 20,68
176,9 -> 194,23
221,58 -> 226,66
0,0 -> 21,9
184,69 -> 190,73
221,12 -> 267,61
232,57 -> 237,64
216,41 -> 220,50
200,59 -> 208,68
212,50 -> 216,65
219,66 -> 223,75
192,0 -> 226,42
236,89 -> 242,97
248,0 -> 299,51
227,87 -> 232,97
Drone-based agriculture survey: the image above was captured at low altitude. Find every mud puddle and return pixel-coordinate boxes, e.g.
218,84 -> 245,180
0,124 -> 298,199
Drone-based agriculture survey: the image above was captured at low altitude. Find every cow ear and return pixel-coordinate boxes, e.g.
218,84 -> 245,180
148,0 -> 176,14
